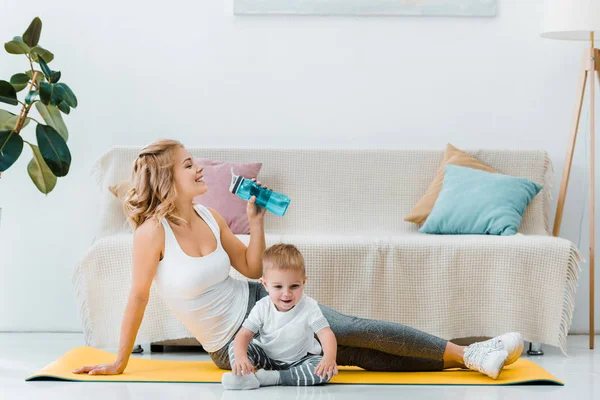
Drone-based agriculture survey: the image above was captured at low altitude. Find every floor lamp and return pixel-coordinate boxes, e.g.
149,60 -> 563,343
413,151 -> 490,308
541,0 -> 600,350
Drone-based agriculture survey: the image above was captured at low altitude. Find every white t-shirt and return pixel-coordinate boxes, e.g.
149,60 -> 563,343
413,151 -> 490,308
242,294 -> 330,364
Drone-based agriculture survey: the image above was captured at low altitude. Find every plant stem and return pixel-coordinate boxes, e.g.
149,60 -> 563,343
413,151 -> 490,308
18,100 -> 26,106
26,55 -> 39,90
14,71 -> 39,134
27,117 -> 42,125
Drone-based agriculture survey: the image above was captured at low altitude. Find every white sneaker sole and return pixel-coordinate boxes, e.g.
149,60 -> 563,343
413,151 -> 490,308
504,332 -> 524,365
488,351 -> 508,380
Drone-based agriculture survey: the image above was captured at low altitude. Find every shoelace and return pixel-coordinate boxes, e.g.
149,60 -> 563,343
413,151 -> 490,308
482,337 -> 503,350
463,343 -> 491,372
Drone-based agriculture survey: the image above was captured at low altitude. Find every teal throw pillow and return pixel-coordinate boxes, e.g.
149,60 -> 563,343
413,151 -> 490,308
419,164 -> 542,236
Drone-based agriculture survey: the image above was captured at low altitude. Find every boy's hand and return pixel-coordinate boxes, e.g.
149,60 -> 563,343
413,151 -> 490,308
232,357 -> 255,376
314,356 -> 338,380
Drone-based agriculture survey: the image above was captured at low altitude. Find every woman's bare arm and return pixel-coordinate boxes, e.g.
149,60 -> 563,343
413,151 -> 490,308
73,220 -> 163,375
209,202 -> 266,280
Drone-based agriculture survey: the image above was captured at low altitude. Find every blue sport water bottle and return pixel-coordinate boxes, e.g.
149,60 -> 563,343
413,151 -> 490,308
229,169 -> 290,216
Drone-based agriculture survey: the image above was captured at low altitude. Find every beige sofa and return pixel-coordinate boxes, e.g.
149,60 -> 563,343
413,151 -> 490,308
73,146 -> 582,355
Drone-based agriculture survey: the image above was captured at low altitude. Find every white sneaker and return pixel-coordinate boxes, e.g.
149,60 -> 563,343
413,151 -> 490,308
476,332 -> 524,365
463,345 -> 508,380
222,372 -> 260,390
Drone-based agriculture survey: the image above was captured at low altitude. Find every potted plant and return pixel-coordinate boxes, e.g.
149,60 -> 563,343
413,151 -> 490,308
0,16 -> 76,196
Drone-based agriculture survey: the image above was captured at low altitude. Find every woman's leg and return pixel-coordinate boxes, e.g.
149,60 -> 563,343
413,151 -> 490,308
337,337 -> 507,379
250,280 -> 269,303
443,342 -> 467,368
319,303 -> 466,367
337,345 -> 444,371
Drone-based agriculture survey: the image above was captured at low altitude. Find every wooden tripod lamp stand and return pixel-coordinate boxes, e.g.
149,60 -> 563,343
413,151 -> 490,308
542,0 -> 600,350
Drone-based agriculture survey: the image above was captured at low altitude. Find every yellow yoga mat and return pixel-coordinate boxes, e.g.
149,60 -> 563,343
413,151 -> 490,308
26,346 -> 563,386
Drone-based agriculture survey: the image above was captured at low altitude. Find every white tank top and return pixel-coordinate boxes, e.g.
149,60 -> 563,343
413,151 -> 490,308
153,204 -> 249,352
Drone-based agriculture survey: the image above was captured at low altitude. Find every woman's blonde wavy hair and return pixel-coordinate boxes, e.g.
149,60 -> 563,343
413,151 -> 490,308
123,139 -> 188,230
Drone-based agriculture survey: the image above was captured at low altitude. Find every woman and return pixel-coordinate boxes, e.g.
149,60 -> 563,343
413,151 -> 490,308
74,139 -> 522,380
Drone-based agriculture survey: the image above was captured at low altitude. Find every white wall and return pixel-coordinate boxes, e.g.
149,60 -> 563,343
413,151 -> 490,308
0,0 -> 598,334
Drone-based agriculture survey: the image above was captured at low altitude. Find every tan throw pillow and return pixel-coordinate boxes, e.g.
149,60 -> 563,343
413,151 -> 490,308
109,180 -> 131,200
404,143 -> 496,225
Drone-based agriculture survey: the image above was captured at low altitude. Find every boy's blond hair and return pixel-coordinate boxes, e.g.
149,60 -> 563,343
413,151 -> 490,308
262,244 -> 305,276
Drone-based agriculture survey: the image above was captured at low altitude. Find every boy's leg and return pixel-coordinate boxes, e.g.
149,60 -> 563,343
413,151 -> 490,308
227,340 -> 277,371
223,341 -> 276,390
276,355 -> 331,386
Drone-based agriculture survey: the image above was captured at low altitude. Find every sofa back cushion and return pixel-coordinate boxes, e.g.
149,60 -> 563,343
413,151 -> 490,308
92,147 -> 552,238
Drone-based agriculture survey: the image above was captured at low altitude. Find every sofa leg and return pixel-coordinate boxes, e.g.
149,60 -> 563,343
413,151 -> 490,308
131,344 -> 144,354
150,344 -> 165,352
527,342 -> 544,356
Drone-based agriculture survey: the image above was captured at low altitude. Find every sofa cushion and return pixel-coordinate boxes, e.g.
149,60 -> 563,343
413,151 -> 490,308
419,165 -> 543,236
193,158 -> 262,235
404,143 -> 496,225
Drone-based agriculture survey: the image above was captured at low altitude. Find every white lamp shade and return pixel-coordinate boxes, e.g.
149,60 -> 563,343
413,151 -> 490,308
541,0 -> 600,41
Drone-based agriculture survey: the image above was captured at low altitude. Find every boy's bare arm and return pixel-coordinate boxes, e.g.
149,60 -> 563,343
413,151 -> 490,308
315,327 -> 338,379
232,327 -> 256,375
316,327 -> 337,361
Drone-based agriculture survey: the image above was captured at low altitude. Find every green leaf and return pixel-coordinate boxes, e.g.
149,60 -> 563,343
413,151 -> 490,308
26,70 -> 45,83
54,83 -> 77,108
29,46 -> 54,63
0,110 -> 13,127
35,102 -> 68,141
36,124 -> 71,176
0,109 -> 30,130
39,82 -> 51,105
23,17 -> 42,48
27,142 -> 57,194
0,81 -> 18,106
4,38 -> 30,54
51,84 -> 66,106
10,73 -> 30,92
50,70 -> 61,84
52,85 -> 66,106
37,55 -> 52,80
57,101 -> 70,115
25,90 -> 38,104
0,114 -> 30,131
0,110 -> 30,131
0,130 -> 24,172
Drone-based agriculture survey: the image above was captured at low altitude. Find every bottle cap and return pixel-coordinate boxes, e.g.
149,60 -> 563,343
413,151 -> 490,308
229,168 -> 244,194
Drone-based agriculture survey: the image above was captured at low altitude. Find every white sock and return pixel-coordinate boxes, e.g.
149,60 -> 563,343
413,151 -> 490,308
221,372 -> 260,390
255,369 -> 280,386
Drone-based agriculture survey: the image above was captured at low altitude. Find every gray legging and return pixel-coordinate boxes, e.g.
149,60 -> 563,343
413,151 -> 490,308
209,282 -> 447,372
